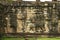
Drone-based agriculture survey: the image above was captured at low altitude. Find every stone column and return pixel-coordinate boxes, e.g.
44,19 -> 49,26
17,8 -> 23,33
44,3 -> 49,33
58,20 -> 60,33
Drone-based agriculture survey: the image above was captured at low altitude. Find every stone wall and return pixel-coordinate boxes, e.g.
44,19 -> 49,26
2,1 -> 60,33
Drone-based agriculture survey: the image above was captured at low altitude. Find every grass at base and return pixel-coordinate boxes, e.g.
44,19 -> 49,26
2,37 -> 60,40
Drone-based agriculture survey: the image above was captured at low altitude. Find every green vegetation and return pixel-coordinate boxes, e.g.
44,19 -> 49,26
7,0 -> 13,3
2,37 -> 60,40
